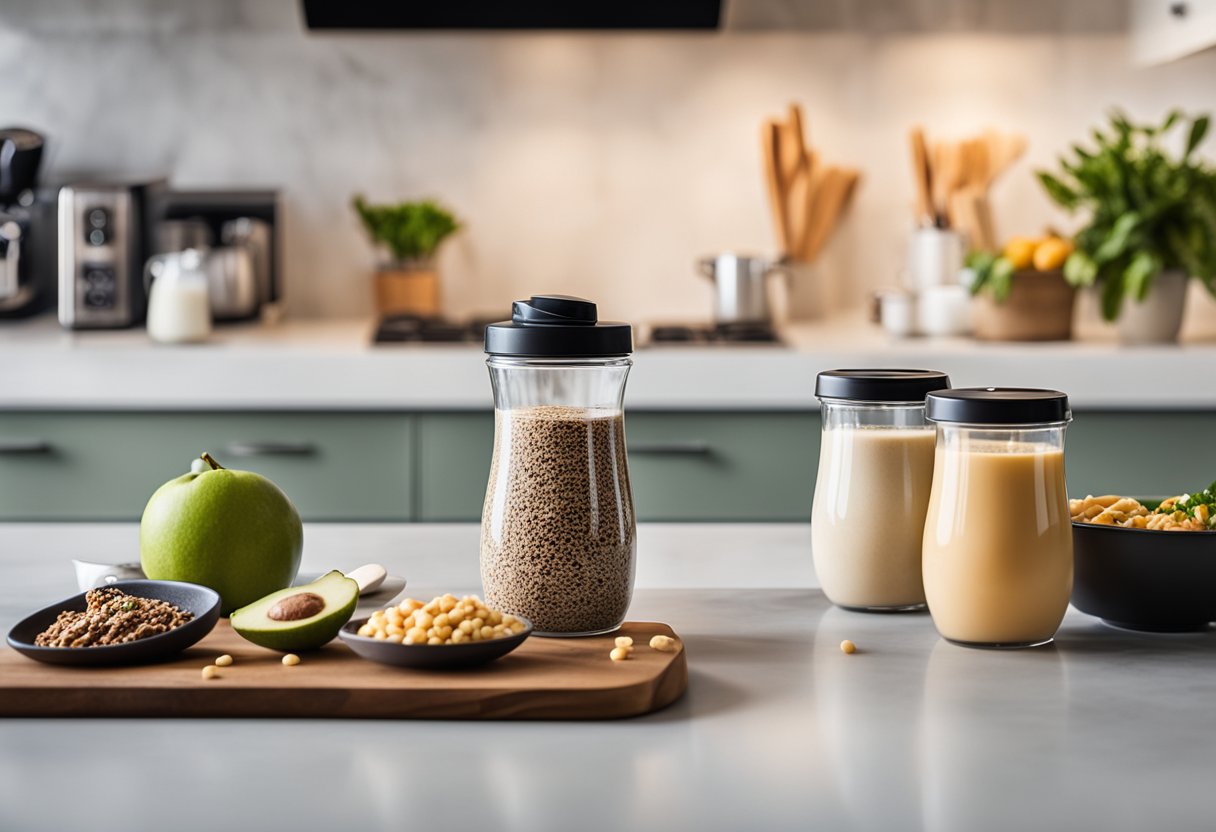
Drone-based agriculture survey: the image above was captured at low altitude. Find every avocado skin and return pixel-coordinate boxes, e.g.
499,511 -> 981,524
230,571 -> 358,651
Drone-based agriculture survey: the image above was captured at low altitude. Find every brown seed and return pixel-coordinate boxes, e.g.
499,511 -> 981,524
481,406 -> 635,635
268,592 -> 326,622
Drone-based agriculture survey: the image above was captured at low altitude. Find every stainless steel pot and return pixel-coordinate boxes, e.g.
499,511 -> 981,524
698,253 -> 781,325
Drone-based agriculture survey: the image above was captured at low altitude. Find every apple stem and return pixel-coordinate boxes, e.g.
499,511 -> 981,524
200,452 -> 224,470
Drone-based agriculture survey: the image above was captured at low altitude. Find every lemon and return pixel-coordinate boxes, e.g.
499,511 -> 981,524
1002,237 -> 1038,271
1032,237 -> 1074,271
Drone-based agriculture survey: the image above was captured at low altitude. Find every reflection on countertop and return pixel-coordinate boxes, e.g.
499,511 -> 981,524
3,521 -> 1215,832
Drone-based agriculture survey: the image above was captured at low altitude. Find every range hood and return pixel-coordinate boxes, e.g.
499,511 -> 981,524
300,0 -> 722,31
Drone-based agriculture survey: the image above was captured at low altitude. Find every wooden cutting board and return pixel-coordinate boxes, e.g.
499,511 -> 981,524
0,621 -> 687,720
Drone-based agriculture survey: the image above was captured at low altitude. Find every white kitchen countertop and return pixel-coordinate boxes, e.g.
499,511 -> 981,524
3,312 -> 1216,410
2,521 -> 1214,832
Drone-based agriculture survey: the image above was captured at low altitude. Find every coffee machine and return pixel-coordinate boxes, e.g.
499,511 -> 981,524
57,179 -> 166,329
0,128 -> 55,318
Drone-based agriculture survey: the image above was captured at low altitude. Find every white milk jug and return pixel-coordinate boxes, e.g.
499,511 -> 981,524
145,249 -> 212,344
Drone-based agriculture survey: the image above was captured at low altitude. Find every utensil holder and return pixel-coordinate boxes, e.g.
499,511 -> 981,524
906,228 -> 965,292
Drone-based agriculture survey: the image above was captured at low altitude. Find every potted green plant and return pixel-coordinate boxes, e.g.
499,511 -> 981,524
352,196 -> 461,316
1037,110 -> 1216,344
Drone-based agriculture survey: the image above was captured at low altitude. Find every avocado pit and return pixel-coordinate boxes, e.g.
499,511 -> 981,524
268,592 -> 326,622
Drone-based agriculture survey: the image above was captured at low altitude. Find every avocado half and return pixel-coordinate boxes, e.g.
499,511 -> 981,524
230,570 -> 358,651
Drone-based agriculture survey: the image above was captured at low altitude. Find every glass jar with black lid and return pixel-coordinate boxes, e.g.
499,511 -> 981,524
811,369 -> 951,612
921,388 -> 1073,648
481,295 -> 636,637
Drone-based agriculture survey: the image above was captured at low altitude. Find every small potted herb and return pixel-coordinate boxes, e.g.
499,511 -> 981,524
1038,110 -> 1216,344
352,196 -> 461,316
965,234 -> 1077,341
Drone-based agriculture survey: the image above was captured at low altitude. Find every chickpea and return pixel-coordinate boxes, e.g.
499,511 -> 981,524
362,594 -> 527,646
610,647 -> 630,662
214,654 -> 234,667
615,636 -> 634,649
282,654 -> 301,666
649,635 -> 676,652
840,640 -> 856,655
201,665 -> 219,680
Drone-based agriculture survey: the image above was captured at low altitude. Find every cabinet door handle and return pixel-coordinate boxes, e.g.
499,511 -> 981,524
224,441 -> 317,457
0,438 -> 52,454
629,440 -> 712,455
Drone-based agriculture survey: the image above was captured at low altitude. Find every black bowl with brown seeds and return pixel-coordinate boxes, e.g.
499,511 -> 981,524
6,580 -> 222,666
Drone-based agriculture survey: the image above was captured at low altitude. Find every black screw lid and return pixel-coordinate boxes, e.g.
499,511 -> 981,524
814,369 -> 951,402
926,388 -> 1071,425
484,295 -> 633,358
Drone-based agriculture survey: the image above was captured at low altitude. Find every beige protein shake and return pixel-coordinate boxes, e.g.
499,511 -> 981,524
810,369 -> 952,612
812,427 -> 936,608
921,388 -> 1073,648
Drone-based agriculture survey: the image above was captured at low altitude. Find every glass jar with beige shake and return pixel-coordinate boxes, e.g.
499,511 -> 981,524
811,369 -> 951,612
922,388 -> 1073,648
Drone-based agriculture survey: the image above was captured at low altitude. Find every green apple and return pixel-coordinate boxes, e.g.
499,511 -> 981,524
140,452 -> 303,616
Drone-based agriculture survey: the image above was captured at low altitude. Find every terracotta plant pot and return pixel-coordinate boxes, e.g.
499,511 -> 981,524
1116,270 -> 1188,345
375,264 -> 440,317
972,270 -> 1076,342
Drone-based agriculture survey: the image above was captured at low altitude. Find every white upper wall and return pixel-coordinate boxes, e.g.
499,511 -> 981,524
2,1 -> 1215,329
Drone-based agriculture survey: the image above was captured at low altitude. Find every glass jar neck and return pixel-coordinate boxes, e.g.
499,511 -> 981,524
486,355 -> 632,412
819,397 -> 930,430
933,421 -> 1069,452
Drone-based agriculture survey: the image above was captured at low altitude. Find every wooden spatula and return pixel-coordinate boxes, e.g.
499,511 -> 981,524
761,119 -> 792,254
908,127 -> 934,228
803,166 -> 861,263
783,105 -> 814,261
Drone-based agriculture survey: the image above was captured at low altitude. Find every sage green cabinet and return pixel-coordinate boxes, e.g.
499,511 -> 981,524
415,413 -> 494,521
1064,411 -> 1215,498
414,411 -> 818,522
0,413 -> 413,521
628,412 -> 816,521
0,408 -> 1211,523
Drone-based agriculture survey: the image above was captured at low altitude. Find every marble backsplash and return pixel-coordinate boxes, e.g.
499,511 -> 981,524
2,2 -> 1216,331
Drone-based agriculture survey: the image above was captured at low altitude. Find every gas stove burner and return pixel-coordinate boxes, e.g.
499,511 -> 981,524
713,321 -> 779,342
647,322 -> 781,345
650,325 -> 710,344
373,313 -> 505,344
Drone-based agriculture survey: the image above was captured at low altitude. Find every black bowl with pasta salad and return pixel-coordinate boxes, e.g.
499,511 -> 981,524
1070,483 -> 1216,632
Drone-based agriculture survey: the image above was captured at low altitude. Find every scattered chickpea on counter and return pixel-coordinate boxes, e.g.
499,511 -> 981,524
201,665 -> 219,680
840,640 -> 857,655
358,594 -> 527,645
214,654 -> 234,667
282,653 -> 300,666
649,635 -> 677,653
